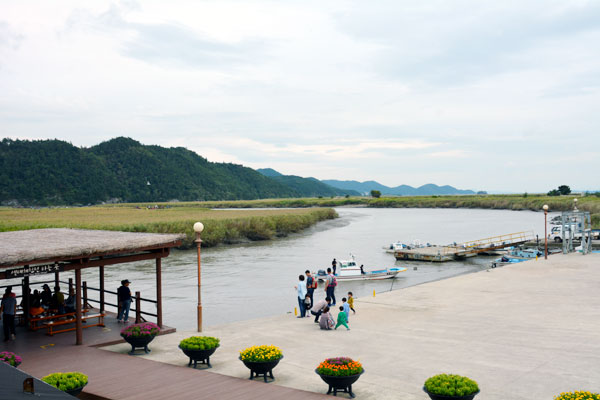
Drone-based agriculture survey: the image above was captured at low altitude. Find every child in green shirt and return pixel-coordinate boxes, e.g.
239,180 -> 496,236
335,306 -> 349,330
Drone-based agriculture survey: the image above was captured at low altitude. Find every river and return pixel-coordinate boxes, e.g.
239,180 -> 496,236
65,208 -> 548,330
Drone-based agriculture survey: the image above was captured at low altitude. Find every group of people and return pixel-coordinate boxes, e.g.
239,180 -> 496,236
26,284 -> 76,317
294,267 -> 356,331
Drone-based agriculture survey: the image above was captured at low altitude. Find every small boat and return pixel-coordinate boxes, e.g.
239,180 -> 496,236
384,240 -> 428,253
316,255 -> 406,281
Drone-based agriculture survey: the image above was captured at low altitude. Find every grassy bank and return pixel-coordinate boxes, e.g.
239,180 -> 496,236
106,194 -> 600,227
0,206 -> 338,248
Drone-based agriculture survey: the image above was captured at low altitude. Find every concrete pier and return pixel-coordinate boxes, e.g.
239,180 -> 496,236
104,252 -> 600,399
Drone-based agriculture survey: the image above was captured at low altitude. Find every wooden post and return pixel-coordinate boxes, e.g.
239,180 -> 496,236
135,291 -> 141,324
82,281 -> 88,309
54,271 -> 59,289
75,268 -> 82,345
156,258 -> 162,328
68,278 -> 73,295
99,265 -> 105,314
23,276 -> 30,326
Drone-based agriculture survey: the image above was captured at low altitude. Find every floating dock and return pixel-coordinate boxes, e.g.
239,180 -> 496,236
394,231 -> 535,262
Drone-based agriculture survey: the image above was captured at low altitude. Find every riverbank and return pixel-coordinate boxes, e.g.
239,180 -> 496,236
103,252 -> 600,399
0,206 -> 337,248
106,194 -> 600,227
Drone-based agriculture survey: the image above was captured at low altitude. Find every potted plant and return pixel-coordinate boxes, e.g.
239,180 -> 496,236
423,374 -> 480,400
554,391 -> 600,400
179,336 -> 220,369
0,351 -> 22,368
120,322 -> 160,355
315,357 -> 364,398
239,345 -> 283,382
42,372 -> 88,397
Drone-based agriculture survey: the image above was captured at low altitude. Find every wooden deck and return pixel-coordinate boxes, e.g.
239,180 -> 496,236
1,310 -> 327,399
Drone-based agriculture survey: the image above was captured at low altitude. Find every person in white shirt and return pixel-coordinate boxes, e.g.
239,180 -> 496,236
294,275 -> 308,318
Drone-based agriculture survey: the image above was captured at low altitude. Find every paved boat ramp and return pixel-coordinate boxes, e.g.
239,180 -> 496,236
394,231 -> 534,261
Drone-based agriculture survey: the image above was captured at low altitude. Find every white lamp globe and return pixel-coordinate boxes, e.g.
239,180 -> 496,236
543,204 -> 548,211
193,222 -> 204,233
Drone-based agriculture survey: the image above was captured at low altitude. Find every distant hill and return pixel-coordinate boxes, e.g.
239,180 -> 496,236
322,180 -> 476,196
256,168 -> 283,177
257,169 -> 359,197
0,138 -> 301,205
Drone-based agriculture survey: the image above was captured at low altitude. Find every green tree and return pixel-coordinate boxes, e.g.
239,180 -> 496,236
371,190 -> 381,198
558,185 -> 571,195
547,189 -> 560,196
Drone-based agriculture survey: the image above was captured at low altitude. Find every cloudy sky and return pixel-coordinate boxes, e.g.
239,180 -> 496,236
1,1 -> 599,193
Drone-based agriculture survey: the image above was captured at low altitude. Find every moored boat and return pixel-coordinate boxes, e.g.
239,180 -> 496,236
316,255 -> 406,281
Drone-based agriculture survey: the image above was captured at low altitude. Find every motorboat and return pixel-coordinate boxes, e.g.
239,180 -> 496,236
316,255 -> 406,281
384,240 -> 428,253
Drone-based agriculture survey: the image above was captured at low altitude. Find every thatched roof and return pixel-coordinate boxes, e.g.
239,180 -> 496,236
0,228 -> 185,267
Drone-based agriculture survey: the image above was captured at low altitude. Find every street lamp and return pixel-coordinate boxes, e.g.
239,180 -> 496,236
194,222 -> 204,332
543,205 -> 548,260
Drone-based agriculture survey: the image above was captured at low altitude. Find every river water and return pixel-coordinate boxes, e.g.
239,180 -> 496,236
79,207 -> 550,330
18,208 -> 548,330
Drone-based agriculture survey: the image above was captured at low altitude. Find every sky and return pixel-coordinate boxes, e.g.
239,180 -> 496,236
1,1 -> 599,193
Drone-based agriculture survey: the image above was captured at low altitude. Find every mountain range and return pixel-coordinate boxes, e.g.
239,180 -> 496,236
321,180 -> 477,196
0,137 -> 477,206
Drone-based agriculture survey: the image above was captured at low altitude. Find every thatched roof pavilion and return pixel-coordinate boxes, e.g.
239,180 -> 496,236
0,228 -> 184,345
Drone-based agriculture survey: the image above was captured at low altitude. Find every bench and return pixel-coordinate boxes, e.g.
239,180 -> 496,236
45,313 -> 105,336
29,309 -> 90,331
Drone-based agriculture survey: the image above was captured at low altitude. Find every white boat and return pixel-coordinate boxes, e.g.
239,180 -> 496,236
384,240 -> 428,253
316,255 -> 406,281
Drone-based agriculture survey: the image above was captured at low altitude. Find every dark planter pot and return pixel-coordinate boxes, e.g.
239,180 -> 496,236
316,369 -> 364,398
239,356 -> 283,383
64,383 -> 87,397
423,387 -> 480,400
123,335 -> 156,355
179,345 -> 219,369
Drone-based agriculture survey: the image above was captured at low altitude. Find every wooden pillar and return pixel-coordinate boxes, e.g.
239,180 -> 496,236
23,276 -> 30,326
156,257 -> 162,328
99,265 -> 105,314
82,281 -> 88,309
135,291 -> 141,324
68,278 -> 73,295
54,271 -> 59,289
75,268 -> 82,345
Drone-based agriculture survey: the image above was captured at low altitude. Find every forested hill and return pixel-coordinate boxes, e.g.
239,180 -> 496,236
0,138 -> 304,205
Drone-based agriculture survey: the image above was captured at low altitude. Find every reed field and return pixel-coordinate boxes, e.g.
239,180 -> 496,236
2,194 -> 598,248
0,206 -> 338,248
104,194 -> 600,227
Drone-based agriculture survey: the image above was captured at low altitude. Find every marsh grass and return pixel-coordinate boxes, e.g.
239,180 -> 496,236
0,206 -> 337,248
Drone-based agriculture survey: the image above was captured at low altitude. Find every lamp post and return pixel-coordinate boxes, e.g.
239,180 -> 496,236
543,205 -> 548,260
194,222 -> 204,332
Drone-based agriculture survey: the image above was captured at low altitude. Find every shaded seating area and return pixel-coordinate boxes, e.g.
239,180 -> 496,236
0,228 -> 183,345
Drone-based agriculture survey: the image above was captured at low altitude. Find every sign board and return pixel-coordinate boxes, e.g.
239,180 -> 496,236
6,263 -> 64,279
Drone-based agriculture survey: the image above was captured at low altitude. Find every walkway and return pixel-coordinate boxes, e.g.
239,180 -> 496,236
1,311 -> 326,399
107,253 -> 600,399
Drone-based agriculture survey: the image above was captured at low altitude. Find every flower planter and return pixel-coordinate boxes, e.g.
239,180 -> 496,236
423,387 -> 480,400
65,383 -> 87,397
239,356 -> 283,382
179,345 -> 219,369
123,335 -> 156,355
316,369 -> 364,398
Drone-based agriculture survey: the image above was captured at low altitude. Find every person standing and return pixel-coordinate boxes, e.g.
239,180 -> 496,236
40,284 -> 52,310
305,270 -> 316,309
294,275 -> 307,318
331,258 -> 337,275
325,268 -> 337,306
117,279 -> 132,323
1,287 -> 17,342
